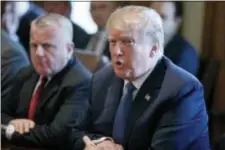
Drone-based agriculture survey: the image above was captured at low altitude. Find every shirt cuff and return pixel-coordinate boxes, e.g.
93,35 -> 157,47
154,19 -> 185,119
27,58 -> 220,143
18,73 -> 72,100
91,137 -> 114,145
5,124 -> 15,140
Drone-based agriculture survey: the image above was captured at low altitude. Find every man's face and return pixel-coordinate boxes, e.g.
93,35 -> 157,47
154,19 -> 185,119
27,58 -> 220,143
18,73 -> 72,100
108,28 -> 157,81
30,25 -> 71,76
43,1 -> 69,17
91,2 -> 117,29
151,2 -> 181,45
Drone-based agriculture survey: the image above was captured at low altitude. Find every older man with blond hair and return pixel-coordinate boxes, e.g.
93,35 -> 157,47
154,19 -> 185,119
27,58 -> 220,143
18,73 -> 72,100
71,5 -> 209,150
2,13 -> 91,149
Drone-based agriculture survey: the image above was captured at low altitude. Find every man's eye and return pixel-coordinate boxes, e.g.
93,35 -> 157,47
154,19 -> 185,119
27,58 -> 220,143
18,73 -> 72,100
42,44 -> 51,49
122,40 -> 134,46
109,40 -> 116,44
30,44 -> 37,49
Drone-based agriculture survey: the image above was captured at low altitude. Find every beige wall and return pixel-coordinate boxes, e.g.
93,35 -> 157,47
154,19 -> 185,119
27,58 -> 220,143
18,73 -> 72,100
182,2 -> 205,53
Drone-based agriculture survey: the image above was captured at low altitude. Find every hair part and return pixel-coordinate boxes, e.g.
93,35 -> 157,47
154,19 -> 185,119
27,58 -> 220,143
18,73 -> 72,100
106,5 -> 164,58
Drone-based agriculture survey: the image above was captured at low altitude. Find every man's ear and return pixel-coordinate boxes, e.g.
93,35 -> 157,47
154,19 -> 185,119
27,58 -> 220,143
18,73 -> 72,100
67,42 -> 74,51
175,16 -> 182,30
67,42 -> 74,57
149,44 -> 158,58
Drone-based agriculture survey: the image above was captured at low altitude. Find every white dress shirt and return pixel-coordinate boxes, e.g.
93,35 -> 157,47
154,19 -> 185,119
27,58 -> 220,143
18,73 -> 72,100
123,69 -> 153,101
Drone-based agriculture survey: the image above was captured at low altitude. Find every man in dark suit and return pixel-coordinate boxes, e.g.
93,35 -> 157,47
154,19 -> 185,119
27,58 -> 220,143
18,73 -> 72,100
1,13 -> 91,149
17,2 -> 45,56
150,1 -> 199,76
43,1 -> 90,49
71,6 -> 209,150
1,2 -> 30,100
1,29 -> 30,101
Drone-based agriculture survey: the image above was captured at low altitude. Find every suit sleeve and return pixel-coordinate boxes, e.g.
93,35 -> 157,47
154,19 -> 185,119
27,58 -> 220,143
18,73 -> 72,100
150,82 -> 210,150
1,46 -> 30,100
1,67 -> 30,124
10,79 -> 90,149
70,75 -> 106,150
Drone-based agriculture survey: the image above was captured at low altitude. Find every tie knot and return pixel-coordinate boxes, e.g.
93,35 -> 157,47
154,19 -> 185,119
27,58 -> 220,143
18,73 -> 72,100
126,82 -> 136,93
40,76 -> 48,85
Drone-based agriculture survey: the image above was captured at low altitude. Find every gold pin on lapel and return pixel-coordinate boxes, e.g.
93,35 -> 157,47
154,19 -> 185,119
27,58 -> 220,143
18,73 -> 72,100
145,94 -> 151,101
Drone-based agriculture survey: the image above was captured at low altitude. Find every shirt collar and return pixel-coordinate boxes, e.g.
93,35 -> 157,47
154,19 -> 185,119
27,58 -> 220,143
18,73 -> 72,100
124,68 -> 153,91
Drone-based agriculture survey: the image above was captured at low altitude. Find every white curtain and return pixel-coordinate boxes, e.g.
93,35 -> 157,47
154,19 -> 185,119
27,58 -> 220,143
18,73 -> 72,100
17,1 -> 97,34
71,1 -> 97,34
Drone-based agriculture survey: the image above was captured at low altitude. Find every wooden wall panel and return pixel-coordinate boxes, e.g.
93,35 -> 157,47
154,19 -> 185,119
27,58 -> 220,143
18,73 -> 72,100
202,1 -> 225,145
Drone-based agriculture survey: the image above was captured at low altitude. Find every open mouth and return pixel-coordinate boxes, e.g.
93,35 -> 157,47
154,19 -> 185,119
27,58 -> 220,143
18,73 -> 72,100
115,60 -> 124,68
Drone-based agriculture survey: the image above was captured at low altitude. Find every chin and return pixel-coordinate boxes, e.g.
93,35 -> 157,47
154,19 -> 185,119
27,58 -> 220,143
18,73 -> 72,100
36,68 -> 50,77
114,69 -> 133,80
114,69 -> 124,79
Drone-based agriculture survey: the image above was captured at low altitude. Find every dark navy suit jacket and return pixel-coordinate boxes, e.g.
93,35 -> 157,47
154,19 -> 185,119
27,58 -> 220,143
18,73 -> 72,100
71,57 -> 210,150
2,58 -> 91,149
164,34 -> 200,76
1,30 -> 30,101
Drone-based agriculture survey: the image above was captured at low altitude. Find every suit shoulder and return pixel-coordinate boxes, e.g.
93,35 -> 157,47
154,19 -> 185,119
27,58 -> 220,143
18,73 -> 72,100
165,58 -> 202,88
63,61 -> 92,87
1,31 -> 26,54
15,66 -> 34,80
93,64 -> 114,82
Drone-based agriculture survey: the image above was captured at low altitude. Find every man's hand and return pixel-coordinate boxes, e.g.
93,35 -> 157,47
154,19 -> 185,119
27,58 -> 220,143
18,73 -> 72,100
83,136 -> 104,150
9,119 -> 35,134
97,140 -> 123,150
115,144 -> 124,150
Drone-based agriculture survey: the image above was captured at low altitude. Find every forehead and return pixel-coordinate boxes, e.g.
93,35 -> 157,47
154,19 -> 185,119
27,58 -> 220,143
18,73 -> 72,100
108,28 -> 137,40
151,2 -> 175,17
30,25 -> 61,41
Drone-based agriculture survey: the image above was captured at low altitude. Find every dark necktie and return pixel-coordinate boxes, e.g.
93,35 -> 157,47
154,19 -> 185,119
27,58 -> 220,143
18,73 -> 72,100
28,77 -> 47,120
113,82 -> 136,144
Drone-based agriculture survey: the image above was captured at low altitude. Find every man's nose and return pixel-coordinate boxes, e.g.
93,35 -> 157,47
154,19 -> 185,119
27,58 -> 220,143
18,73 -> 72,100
36,45 -> 45,57
115,43 -> 123,56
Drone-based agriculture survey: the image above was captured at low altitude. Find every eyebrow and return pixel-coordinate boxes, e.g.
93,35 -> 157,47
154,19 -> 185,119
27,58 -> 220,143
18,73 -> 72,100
108,35 -> 133,39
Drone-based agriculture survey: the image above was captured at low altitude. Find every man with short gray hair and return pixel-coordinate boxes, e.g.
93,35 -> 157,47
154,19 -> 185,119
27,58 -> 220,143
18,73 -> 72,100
2,13 -> 91,149
71,6 -> 209,150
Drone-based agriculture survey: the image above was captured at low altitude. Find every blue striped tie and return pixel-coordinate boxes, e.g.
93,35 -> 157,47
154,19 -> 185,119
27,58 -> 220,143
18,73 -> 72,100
113,82 -> 136,144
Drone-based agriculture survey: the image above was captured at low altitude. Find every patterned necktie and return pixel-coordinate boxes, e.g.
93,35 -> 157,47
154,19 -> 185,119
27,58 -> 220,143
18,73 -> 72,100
28,77 -> 47,120
113,82 -> 136,145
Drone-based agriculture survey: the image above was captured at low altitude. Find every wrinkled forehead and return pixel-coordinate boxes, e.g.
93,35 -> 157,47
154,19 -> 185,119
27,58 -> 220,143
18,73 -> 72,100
30,24 -> 63,40
108,28 -> 132,39
31,23 -> 60,33
108,14 -> 147,39
108,26 -> 144,41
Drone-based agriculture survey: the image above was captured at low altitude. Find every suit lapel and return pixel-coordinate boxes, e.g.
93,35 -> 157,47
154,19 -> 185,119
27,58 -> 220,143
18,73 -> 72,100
35,79 -> 59,113
125,58 -> 167,142
96,75 -> 123,134
19,72 -> 39,116
35,59 -> 75,118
